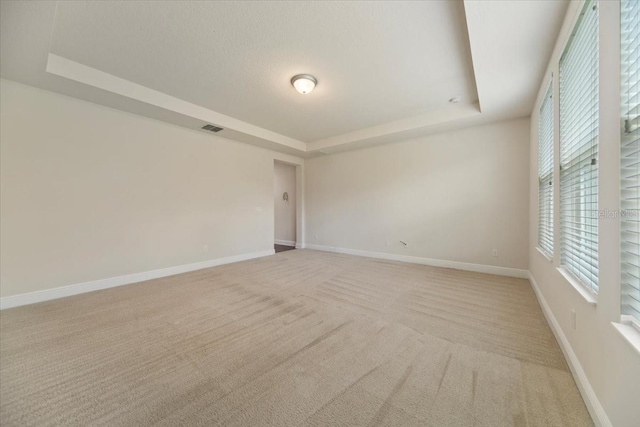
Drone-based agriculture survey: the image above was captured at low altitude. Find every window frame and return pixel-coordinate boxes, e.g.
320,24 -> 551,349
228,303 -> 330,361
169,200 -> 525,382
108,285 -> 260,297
538,81 -> 555,260
620,0 -> 640,329
557,0 -> 600,298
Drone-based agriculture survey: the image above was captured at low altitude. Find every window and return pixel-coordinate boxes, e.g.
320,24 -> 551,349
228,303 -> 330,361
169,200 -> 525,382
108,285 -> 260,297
559,0 -> 599,294
621,0 -> 640,325
538,83 -> 554,258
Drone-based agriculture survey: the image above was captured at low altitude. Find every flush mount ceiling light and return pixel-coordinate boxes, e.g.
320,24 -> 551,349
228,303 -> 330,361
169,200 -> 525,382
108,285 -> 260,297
291,74 -> 317,94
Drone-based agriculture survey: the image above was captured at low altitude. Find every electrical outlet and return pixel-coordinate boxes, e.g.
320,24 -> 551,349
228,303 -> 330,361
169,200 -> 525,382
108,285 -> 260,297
571,309 -> 576,330
492,249 -> 498,257
203,245 -> 209,253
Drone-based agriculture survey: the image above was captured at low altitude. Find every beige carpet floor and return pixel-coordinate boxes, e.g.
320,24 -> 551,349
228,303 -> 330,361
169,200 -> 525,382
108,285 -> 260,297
0,249 -> 592,426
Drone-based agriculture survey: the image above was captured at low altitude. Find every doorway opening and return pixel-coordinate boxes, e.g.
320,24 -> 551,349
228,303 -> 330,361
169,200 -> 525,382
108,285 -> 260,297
274,160 -> 297,253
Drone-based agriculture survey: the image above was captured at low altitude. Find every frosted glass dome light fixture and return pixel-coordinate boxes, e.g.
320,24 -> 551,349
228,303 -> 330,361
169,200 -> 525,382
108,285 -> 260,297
291,74 -> 317,94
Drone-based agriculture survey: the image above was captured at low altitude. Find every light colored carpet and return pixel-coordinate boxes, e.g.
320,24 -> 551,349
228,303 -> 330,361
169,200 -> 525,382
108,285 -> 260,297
0,249 -> 592,426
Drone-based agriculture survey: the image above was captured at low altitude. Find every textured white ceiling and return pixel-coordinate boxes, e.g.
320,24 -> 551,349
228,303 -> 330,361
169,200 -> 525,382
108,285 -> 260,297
48,1 -> 477,142
463,0 -> 569,119
0,1 -> 568,157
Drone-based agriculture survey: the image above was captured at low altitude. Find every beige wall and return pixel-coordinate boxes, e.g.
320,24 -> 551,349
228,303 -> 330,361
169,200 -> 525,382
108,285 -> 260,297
0,79 -> 302,298
273,161 -> 296,244
529,2 -> 639,426
305,118 -> 530,270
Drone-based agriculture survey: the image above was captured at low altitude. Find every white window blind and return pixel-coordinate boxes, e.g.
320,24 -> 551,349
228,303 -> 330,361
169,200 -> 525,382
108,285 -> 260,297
621,0 -> 640,324
538,83 -> 554,257
559,0 -> 599,293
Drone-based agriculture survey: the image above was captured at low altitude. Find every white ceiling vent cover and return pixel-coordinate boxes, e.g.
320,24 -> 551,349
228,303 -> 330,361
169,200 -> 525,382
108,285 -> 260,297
201,124 -> 224,133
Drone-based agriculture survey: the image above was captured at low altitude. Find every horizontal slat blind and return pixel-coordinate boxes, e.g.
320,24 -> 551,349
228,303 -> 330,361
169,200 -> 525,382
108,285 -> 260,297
621,0 -> 640,323
538,83 -> 554,257
559,0 -> 599,293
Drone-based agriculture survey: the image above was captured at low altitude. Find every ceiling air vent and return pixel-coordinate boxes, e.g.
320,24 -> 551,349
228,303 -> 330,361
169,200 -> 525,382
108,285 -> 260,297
201,124 -> 224,133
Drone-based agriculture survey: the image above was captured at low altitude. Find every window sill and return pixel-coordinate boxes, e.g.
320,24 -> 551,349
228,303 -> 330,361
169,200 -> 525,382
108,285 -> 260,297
535,246 -> 553,262
612,317 -> 640,356
557,267 -> 597,305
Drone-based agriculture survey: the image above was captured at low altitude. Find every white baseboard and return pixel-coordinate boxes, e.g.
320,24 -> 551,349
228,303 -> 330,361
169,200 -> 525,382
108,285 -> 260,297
295,243 -> 306,249
0,249 -> 275,310
527,272 -> 611,427
274,239 -> 296,247
303,244 -> 529,278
